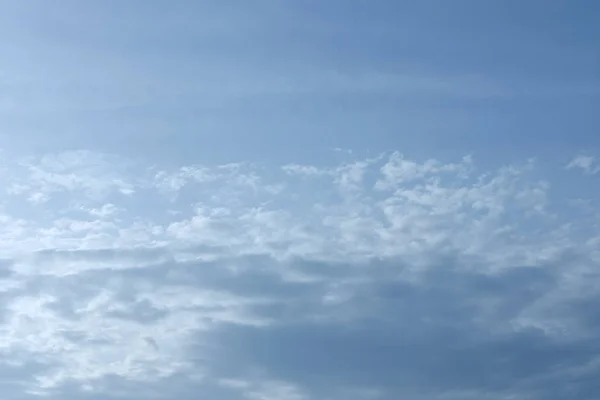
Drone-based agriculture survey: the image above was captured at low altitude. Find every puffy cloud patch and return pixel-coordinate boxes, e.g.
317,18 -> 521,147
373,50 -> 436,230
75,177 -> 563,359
566,155 -> 600,175
0,150 -> 598,399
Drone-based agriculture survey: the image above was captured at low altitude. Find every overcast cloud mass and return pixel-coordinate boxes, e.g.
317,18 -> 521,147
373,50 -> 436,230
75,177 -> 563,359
0,1 -> 599,399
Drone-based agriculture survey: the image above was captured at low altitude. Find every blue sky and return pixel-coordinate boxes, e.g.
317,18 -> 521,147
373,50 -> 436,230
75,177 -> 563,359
0,1 -> 599,399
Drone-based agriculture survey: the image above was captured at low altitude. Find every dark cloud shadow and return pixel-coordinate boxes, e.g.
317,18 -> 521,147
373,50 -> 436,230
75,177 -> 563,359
195,258 -> 600,399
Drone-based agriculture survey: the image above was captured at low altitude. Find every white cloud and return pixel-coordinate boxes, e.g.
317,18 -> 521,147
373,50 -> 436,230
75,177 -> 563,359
566,155 -> 600,174
0,150 -> 598,399
87,203 -> 119,218
375,152 -> 472,190
6,151 -> 136,204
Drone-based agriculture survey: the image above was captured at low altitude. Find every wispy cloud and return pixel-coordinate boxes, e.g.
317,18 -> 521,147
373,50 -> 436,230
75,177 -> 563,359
567,155 -> 600,175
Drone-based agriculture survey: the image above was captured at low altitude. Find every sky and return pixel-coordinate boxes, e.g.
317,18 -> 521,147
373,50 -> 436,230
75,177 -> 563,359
0,1 -> 599,399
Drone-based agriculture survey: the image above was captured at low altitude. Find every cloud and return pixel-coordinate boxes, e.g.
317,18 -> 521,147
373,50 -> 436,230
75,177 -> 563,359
0,150 -> 599,399
219,378 -> 307,400
566,155 -> 600,175
4,151 -> 136,206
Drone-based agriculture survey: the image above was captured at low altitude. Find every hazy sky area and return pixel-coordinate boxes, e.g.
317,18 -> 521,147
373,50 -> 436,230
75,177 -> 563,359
0,1 -> 599,399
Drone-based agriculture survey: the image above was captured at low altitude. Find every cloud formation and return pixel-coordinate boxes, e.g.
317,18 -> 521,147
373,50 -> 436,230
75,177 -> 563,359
567,155 -> 600,175
0,150 -> 599,399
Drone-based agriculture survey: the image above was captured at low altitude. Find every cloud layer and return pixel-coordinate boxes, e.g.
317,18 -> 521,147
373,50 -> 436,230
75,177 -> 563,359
0,150 -> 599,399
